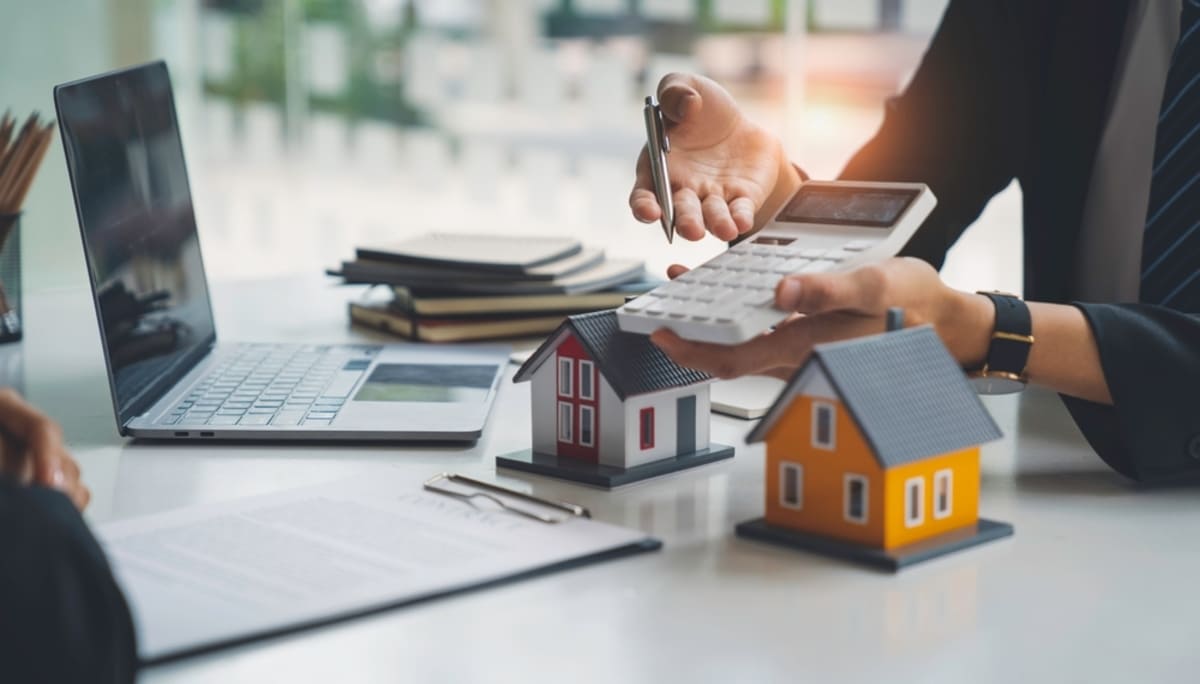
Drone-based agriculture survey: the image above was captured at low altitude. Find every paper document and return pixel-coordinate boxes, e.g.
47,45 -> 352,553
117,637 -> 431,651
98,473 -> 657,663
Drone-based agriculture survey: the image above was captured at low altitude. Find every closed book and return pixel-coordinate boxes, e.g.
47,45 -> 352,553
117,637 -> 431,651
349,302 -> 569,343
339,247 -> 604,284
337,258 -> 645,296
355,233 -> 581,274
389,280 -> 658,317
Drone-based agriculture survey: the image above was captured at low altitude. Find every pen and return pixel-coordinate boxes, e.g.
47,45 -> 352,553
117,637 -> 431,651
643,96 -> 675,244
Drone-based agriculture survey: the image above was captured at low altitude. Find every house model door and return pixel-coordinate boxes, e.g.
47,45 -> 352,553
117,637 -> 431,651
677,395 -> 696,455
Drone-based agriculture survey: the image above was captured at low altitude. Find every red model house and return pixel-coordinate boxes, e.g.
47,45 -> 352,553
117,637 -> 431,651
498,310 -> 734,487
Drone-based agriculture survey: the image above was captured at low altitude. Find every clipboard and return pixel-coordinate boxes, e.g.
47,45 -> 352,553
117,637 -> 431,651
98,472 -> 661,664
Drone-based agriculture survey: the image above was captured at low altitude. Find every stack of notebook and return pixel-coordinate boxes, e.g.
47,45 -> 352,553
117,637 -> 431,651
332,233 -> 654,343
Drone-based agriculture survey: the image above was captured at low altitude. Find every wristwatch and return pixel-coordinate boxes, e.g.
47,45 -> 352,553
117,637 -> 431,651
968,291 -> 1034,395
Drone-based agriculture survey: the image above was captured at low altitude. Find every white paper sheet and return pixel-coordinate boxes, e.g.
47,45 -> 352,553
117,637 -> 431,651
98,473 -> 655,661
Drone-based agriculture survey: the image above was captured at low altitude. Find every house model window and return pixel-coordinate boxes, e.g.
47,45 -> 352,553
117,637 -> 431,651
844,474 -> 868,523
780,462 -> 803,510
579,360 -> 595,400
557,401 -> 573,442
934,469 -> 952,519
579,405 -> 595,447
639,407 -> 655,449
558,358 -> 573,397
812,401 -> 835,450
905,477 -> 925,528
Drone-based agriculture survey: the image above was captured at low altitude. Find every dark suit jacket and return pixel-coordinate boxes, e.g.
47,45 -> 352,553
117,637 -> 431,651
0,479 -> 137,683
836,0 -> 1200,481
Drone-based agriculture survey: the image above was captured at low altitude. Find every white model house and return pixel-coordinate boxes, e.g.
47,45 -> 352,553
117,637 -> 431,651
514,310 -> 713,469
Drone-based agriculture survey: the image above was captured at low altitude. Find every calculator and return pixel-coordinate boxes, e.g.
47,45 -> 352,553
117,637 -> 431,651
616,180 -> 937,345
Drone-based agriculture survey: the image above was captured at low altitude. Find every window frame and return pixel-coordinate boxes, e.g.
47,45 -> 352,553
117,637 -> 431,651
639,407 -> 655,450
557,400 -> 573,443
843,473 -> 868,524
811,401 -> 836,450
933,469 -> 953,520
904,476 -> 925,528
579,404 -> 595,447
780,462 -> 803,510
557,357 -> 573,398
578,360 -> 595,401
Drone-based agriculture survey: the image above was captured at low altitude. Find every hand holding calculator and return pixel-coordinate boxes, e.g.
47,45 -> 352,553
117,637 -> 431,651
617,180 -> 937,345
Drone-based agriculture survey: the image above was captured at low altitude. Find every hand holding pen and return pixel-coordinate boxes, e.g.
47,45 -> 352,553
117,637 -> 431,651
629,74 -> 802,243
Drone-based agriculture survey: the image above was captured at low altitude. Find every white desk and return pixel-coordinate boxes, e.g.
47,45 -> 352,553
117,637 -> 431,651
15,277 -> 1200,683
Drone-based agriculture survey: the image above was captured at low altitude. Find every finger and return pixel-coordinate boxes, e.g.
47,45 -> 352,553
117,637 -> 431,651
701,194 -> 738,242
728,196 -> 756,234
666,264 -> 690,280
656,73 -> 702,124
672,188 -> 705,241
650,328 -> 804,379
26,420 -> 67,488
75,484 -> 91,511
629,147 -> 661,223
775,265 -> 888,315
759,367 -> 796,382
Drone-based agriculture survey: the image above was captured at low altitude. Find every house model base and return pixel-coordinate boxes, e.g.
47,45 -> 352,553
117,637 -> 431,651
496,444 -> 735,489
735,517 -> 1013,572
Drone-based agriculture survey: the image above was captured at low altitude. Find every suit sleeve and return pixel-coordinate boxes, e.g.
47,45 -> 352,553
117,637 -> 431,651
835,0 -> 1042,267
1062,304 -> 1200,482
0,479 -> 138,683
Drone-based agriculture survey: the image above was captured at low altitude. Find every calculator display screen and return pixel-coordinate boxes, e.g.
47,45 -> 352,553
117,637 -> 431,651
778,186 -> 919,227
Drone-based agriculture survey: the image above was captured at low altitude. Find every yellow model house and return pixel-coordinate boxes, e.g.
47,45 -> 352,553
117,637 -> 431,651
738,325 -> 1010,570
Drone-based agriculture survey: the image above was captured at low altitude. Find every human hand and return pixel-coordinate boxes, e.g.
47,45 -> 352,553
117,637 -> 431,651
629,73 -> 802,242
651,258 -> 994,380
0,388 -> 89,510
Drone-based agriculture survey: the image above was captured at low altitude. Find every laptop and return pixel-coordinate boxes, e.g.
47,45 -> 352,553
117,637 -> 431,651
54,61 -> 506,442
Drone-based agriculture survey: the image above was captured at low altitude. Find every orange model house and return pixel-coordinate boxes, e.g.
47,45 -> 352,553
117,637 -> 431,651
736,324 -> 1012,571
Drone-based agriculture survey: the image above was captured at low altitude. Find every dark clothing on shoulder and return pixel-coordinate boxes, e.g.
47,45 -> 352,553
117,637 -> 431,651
838,0 -> 1200,481
0,478 -> 137,684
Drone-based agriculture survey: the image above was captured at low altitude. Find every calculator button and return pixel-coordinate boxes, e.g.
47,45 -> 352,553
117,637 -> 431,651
657,281 -> 691,298
643,300 -> 670,316
745,291 -> 777,307
801,260 -> 838,273
775,258 -> 810,274
844,239 -> 877,251
622,299 -> 647,313
822,249 -> 856,262
798,248 -> 827,259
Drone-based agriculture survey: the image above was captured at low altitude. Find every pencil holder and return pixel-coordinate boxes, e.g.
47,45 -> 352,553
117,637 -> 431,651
0,213 -> 21,344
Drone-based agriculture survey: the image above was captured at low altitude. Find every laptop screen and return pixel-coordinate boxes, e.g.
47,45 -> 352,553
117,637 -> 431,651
56,62 -> 216,424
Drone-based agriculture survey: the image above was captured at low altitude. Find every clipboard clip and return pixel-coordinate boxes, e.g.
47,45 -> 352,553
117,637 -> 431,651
423,473 -> 591,524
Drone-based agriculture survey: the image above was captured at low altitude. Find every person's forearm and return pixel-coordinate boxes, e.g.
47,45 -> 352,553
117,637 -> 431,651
954,294 -> 1113,405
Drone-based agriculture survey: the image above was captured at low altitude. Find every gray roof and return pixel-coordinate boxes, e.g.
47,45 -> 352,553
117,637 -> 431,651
747,326 -> 1001,467
513,310 -> 710,399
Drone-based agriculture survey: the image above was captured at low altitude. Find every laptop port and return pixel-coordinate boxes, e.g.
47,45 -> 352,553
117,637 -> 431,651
200,432 -> 215,437
174,431 -> 189,437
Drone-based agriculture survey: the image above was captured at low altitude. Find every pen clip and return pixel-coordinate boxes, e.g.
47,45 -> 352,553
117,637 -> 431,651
423,473 -> 591,524
652,99 -> 670,154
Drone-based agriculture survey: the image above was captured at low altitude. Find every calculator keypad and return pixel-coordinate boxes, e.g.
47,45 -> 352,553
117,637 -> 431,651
617,238 -> 881,344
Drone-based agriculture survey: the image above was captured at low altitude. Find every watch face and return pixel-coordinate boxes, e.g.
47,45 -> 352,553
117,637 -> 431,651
969,374 -> 1027,395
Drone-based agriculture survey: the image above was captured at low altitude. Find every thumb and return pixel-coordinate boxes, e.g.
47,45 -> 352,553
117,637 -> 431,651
656,73 -> 741,146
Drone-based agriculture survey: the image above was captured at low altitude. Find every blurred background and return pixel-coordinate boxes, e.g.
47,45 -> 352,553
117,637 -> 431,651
0,0 -> 1020,297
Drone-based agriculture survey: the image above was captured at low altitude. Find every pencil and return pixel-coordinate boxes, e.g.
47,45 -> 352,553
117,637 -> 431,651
0,114 -> 55,216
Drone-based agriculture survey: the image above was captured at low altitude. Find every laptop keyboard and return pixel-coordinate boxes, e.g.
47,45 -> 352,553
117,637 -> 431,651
157,344 -> 377,428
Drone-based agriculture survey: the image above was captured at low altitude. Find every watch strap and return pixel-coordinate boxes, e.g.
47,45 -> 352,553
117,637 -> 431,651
978,291 -> 1033,378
